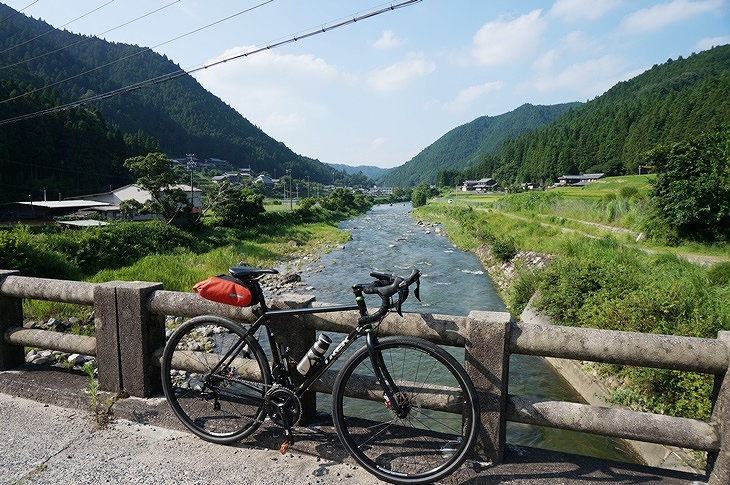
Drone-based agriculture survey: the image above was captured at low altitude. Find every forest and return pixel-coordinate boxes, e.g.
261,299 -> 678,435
456,45 -> 730,187
380,102 -> 581,187
0,3 -> 348,204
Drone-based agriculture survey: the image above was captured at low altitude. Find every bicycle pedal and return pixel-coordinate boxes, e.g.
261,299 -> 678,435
279,440 -> 291,454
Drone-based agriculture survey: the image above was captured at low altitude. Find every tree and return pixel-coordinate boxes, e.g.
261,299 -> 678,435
123,152 -> 190,224
645,127 -> 730,242
321,188 -> 355,212
411,184 -> 431,208
213,183 -> 265,226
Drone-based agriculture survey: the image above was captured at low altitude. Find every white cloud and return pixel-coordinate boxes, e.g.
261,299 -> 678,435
550,0 -> 621,22
193,46 -> 348,135
471,10 -> 547,66
696,35 -> 730,50
373,30 -> 402,49
365,52 -> 435,92
529,54 -> 635,97
621,0 -> 726,34
442,81 -> 506,112
263,111 -> 307,128
370,137 -> 387,150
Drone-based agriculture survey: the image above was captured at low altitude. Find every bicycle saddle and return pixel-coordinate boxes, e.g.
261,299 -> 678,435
229,266 -> 279,281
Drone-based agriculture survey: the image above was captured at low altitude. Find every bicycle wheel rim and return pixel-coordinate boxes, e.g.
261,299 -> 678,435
332,336 -> 479,484
161,316 -> 271,444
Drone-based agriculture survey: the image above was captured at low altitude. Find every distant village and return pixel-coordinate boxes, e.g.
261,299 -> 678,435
1,154 -> 605,225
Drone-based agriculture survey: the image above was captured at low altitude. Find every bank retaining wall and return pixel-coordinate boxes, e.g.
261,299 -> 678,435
1,269 -> 728,485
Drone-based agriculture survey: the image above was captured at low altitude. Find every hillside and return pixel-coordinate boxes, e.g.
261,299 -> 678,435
326,163 -> 390,180
467,45 -> 730,186
378,102 -> 580,187
0,3 -> 344,199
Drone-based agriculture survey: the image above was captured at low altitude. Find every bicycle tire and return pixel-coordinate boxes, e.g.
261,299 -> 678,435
161,315 -> 272,444
332,335 -> 479,484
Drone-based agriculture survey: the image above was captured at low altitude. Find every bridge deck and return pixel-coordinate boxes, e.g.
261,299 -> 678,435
0,364 -> 707,484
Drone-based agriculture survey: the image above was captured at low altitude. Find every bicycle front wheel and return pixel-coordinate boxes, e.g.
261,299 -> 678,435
161,315 -> 271,444
332,336 -> 479,484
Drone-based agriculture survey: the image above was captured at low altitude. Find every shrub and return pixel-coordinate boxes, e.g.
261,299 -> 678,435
0,226 -> 79,279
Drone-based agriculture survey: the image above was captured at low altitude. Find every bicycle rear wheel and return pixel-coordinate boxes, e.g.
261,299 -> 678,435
161,315 -> 271,444
332,335 -> 479,484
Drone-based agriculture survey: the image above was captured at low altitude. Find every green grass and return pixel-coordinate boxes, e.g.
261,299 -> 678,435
549,174 -> 654,199
86,222 -> 350,292
415,178 -> 730,421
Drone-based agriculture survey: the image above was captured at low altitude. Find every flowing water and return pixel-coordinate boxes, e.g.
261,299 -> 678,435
286,202 -> 639,464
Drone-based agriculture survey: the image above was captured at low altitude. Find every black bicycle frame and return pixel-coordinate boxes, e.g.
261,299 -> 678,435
202,284 -> 405,416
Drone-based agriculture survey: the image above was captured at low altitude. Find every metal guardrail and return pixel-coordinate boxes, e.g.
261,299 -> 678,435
0,270 -> 728,484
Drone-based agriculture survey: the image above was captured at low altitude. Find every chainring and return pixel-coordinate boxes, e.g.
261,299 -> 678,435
265,387 -> 302,427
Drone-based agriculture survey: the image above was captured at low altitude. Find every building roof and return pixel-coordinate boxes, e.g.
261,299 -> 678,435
57,219 -> 109,227
18,200 -> 110,209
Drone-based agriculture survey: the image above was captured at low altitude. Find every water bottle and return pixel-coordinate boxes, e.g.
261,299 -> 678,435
296,334 -> 331,376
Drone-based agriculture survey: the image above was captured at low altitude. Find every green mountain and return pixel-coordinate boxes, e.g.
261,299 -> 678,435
326,163 -> 390,180
378,102 -> 581,187
470,45 -> 730,186
0,3 -> 346,202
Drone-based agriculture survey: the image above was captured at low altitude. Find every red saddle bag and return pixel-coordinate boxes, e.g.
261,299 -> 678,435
193,275 -> 258,307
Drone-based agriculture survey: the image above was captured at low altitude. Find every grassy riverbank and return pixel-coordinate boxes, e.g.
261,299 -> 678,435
2,206 -> 357,324
414,189 -> 730,422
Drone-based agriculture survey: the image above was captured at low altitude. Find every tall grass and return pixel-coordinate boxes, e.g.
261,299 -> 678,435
416,198 -> 730,421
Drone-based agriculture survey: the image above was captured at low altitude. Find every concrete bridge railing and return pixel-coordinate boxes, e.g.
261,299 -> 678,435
0,269 -> 728,484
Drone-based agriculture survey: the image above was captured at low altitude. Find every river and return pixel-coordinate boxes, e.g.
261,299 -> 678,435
288,202 -> 638,464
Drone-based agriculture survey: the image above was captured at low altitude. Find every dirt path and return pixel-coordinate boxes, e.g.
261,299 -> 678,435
485,209 -> 729,266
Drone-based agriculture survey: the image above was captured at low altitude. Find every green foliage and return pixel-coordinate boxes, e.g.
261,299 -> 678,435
457,46 -> 730,188
0,7 -> 355,190
0,226 -> 80,279
212,184 -> 265,226
410,184 -> 431,208
608,368 -> 713,421
645,126 -> 730,243
123,152 -> 192,224
534,238 -> 728,338
40,221 -> 202,275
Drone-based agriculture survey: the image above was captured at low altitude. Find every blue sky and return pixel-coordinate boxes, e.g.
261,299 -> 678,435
3,0 -> 729,168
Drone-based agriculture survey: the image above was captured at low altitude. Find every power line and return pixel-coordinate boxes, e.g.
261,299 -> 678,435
0,0 -> 181,72
0,0 -> 274,107
0,0 -> 115,57
0,0 -> 422,126
0,0 -> 39,26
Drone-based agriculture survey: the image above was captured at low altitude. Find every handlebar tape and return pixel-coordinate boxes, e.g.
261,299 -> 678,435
357,269 -> 421,325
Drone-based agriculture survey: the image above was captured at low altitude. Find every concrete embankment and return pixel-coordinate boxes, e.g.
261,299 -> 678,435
520,303 -> 705,475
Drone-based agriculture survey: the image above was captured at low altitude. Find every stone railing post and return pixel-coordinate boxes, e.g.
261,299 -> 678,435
94,281 -> 164,397
708,331 -> 730,485
465,310 -> 511,464
268,294 -> 317,422
0,270 -> 24,371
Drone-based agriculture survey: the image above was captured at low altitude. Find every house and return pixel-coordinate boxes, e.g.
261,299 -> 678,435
557,173 -> 605,186
255,175 -> 274,185
460,178 -> 501,192
64,183 -> 202,220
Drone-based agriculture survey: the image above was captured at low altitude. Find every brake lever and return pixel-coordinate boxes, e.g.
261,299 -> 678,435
395,286 -> 408,316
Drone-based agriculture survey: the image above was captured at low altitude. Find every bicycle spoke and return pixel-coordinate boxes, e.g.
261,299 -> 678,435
161,316 -> 272,444
333,336 -> 479,484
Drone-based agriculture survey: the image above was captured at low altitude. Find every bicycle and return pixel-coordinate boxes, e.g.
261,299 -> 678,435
161,266 -> 480,484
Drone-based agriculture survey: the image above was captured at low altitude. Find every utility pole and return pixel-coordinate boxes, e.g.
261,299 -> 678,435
286,168 -> 292,211
186,154 -> 196,208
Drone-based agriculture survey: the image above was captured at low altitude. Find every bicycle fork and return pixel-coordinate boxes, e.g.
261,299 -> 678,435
366,333 -> 409,419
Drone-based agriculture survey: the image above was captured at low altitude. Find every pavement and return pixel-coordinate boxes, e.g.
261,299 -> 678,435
0,364 -> 711,484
